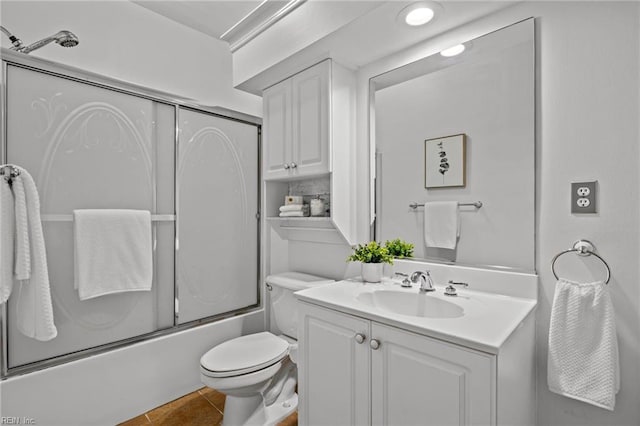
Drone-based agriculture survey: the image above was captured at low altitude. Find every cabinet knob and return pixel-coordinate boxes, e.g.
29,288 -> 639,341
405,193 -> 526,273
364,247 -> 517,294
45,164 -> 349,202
283,163 -> 290,170
370,339 -> 381,350
290,162 -> 297,169
354,333 -> 366,344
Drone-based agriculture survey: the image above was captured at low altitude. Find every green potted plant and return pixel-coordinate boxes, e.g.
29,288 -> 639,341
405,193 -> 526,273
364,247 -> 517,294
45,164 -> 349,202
384,238 -> 415,259
346,241 -> 393,283
383,238 -> 414,277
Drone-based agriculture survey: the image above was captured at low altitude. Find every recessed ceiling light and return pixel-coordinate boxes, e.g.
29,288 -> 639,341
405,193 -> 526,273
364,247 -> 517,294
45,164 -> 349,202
405,7 -> 434,26
440,44 -> 465,57
397,2 -> 441,27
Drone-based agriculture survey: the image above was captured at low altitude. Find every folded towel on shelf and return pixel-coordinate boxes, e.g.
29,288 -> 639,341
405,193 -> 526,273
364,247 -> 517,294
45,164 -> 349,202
0,175 -> 15,303
424,201 -> 459,249
279,211 -> 310,217
279,204 -> 309,213
12,166 -> 57,341
547,278 -> 620,410
74,209 -> 153,301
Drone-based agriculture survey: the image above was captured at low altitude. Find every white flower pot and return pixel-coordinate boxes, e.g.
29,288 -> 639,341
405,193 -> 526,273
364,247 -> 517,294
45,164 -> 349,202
361,263 -> 384,283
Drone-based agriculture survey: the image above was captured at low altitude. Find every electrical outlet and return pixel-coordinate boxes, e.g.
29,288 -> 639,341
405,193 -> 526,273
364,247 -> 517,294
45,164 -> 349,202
576,198 -> 590,207
577,187 -> 591,196
571,181 -> 597,214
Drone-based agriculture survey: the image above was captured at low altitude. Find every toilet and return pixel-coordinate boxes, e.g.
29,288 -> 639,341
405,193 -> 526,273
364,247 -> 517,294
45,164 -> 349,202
200,272 -> 334,426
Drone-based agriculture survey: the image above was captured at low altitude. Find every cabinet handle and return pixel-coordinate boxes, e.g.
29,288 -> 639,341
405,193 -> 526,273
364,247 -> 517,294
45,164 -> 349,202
354,333 -> 366,344
283,163 -> 290,170
290,162 -> 297,169
370,339 -> 381,350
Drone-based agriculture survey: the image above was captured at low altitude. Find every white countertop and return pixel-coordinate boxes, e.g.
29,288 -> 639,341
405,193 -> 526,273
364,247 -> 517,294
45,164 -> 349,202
295,278 -> 537,354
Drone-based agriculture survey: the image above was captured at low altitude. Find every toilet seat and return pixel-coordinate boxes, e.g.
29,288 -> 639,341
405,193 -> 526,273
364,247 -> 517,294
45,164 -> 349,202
200,332 -> 289,378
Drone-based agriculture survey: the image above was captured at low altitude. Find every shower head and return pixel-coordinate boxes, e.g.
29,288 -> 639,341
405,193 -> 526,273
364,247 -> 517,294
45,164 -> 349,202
1,26 -> 79,54
20,30 -> 79,54
55,30 -> 79,48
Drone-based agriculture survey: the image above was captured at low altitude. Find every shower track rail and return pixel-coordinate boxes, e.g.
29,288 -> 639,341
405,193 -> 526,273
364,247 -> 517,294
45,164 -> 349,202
0,48 -> 263,379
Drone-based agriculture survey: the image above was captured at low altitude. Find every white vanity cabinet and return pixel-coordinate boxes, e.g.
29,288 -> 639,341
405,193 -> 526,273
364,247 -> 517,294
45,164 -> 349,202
262,60 -> 330,180
298,302 -> 495,426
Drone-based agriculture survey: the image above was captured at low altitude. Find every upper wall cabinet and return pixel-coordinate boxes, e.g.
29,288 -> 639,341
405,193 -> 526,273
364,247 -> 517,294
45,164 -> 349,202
262,59 -> 357,244
263,60 -> 330,180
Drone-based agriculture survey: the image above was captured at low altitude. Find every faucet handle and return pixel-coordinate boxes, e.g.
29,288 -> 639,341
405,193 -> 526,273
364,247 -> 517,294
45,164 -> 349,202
444,280 -> 469,297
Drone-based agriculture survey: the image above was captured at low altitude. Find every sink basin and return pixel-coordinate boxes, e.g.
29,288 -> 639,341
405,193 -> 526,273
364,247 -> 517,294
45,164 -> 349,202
357,290 -> 464,318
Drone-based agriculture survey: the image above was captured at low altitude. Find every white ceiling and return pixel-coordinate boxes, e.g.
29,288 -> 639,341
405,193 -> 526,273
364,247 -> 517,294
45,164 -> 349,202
131,0 -> 518,92
132,1 -> 516,63
132,0 -> 265,39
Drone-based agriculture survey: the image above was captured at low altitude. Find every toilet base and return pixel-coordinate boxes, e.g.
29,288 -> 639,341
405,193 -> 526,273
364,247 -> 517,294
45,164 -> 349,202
242,392 -> 298,426
222,394 -> 263,426
220,359 -> 298,426
220,393 -> 298,426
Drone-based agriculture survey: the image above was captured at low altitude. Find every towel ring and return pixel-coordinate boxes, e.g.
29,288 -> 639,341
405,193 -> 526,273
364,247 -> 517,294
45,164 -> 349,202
551,240 -> 611,284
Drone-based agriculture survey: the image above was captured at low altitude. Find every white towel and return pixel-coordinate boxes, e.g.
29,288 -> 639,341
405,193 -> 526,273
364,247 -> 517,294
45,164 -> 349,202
12,176 -> 31,280
0,176 -> 15,303
279,204 -> 309,213
74,209 -> 153,300
424,201 -> 459,249
547,279 -> 619,410
279,211 -> 309,217
12,167 -> 57,341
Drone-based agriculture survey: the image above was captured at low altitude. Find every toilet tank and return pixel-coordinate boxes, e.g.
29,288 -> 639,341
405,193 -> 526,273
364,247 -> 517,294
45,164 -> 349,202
267,272 -> 334,339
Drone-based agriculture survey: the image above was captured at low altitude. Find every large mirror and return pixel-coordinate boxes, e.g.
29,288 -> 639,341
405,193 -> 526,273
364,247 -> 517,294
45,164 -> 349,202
372,19 -> 534,271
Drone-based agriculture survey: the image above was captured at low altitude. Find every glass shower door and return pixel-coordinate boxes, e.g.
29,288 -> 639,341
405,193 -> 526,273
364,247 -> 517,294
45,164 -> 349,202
176,108 -> 259,323
5,64 -> 175,368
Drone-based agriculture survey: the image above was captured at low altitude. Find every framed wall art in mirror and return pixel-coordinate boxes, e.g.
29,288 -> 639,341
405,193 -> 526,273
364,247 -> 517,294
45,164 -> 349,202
425,134 -> 466,189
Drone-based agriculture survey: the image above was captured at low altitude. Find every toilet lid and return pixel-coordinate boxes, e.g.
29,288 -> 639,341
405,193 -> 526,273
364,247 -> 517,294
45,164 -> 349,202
200,332 -> 289,377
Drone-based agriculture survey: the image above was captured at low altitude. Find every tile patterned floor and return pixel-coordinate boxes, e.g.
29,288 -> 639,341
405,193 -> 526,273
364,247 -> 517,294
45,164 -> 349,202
118,387 -> 297,426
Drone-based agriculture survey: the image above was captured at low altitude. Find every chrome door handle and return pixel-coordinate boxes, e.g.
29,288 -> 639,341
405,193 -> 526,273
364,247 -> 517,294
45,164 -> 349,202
354,333 -> 366,344
370,339 -> 380,350
290,162 -> 297,169
283,163 -> 290,170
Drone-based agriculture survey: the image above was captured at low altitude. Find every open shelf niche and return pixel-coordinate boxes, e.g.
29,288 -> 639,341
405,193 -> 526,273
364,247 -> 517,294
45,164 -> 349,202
264,175 -> 347,244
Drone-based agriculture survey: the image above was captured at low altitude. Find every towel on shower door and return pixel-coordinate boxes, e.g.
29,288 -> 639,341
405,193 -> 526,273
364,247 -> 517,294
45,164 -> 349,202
12,176 -> 32,280
73,209 -> 153,300
547,279 -> 619,410
0,175 -> 15,303
12,166 -> 58,341
424,201 -> 459,249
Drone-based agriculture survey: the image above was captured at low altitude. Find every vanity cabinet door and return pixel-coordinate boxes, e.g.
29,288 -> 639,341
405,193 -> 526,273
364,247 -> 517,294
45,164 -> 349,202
370,323 -> 496,426
263,78 -> 292,180
298,302 -> 370,426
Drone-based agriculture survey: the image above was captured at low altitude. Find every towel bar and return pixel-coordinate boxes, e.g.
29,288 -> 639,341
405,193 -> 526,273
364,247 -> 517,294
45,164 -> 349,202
551,240 -> 611,284
409,201 -> 482,209
40,214 -> 176,222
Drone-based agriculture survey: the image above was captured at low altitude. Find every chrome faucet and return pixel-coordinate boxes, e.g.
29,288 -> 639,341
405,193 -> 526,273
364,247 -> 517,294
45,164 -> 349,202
411,270 -> 436,293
